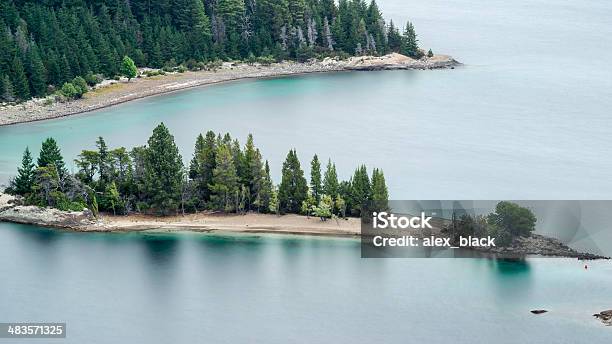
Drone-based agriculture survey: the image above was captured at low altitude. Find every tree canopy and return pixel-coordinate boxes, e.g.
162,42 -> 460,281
0,0 -> 423,102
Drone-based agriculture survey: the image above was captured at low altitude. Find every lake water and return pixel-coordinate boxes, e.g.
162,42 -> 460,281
1,0 -> 612,342
1,222 -> 611,344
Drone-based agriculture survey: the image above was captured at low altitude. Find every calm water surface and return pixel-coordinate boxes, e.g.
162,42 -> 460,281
1,223 -> 611,344
1,0 -> 612,342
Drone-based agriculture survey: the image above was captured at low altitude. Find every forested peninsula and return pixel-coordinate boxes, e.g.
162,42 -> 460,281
0,0 -> 439,104
3,123 -> 389,223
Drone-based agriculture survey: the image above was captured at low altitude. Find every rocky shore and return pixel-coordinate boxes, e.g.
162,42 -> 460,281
475,233 -> 609,260
0,53 -> 459,126
1,192 -> 609,259
594,310 -> 612,326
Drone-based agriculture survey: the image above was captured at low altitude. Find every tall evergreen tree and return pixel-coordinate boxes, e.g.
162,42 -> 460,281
350,164 -> 371,216
209,143 -> 239,212
402,21 -> 419,57
322,159 -> 338,199
1,75 -> 15,102
278,149 -> 308,213
259,160 -> 273,213
371,167 -> 388,210
37,137 -> 67,179
143,123 -> 184,214
11,56 -> 30,100
10,147 -> 36,195
310,154 -> 322,202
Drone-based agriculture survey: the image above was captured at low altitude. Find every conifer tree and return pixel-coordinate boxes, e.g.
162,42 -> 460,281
350,165 -> 371,216
210,144 -> 239,212
322,159 -> 338,199
278,149 -> 308,213
371,168 -> 389,210
37,138 -> 67,179
10,147 -> 35,196
143,123 -> 184,214
11,56 -> 30,100
402,21 -> 419,57
259,160 -> 273,213
26,44 -> 47,97
310,154 -> 322,202
1,75 -> 15,102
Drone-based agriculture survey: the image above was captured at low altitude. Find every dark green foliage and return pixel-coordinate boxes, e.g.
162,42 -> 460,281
1,75 -> 16,102
487,201 -> 537,237
72,76 -> 88,95
402,21 -> 420,58
9,147 -> 35,195
322,159 -> 338,199
143,123 -> 184,215
427,49 -> 433,58
371,168 -> 387,200
350,165 -> 371,216
209,143 -> 239,212
446,202 -> 537,247
310,154 -> 322,202
12,125 -> 387,218
189,131 -> 217,207
0,0 -> 420,101
37,138 -> 67,179
278,149 -> 308,214
11,56 -> 30,99
60,82 -> 79,99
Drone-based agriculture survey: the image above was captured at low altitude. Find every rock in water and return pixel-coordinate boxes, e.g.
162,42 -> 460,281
593,310 -> 612,325
531,309 -> 548,315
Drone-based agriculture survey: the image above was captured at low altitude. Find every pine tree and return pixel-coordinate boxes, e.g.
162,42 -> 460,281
402,21 -> 419,57
26,44 -> 47,97
10,147 -> 35,195
371,168 -> 389,210
322,159 -> 338,199
11,56 -> 30,100
1,75 -> 15,102
143,123 -> 184,214
278,149 -> 308,214
209,143 -> 239,212
37,138 -> 67,180
96,136 -> 112,186
310,154 -> 322,202
350,165 -> 371,216
259,160 -> 273,213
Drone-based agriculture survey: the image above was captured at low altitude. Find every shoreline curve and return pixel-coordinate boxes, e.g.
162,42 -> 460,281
0,53 -> 459,127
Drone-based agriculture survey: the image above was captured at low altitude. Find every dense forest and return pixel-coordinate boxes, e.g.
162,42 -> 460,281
7,123 -> 389,219
0,0 -> 422,102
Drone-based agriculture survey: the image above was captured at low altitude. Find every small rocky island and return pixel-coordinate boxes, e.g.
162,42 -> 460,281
594,310 -> 612,326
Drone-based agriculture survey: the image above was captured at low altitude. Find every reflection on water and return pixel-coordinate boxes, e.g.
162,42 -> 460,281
1,223 -> 611,344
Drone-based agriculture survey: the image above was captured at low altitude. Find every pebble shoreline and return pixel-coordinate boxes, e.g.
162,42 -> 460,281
0,53 -> 459,126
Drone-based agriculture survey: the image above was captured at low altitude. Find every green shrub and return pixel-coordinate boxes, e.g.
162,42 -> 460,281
256,55 -> 276,66
60,82 -> 78,99
72,76 -> 88,96
84,72 -> 103,86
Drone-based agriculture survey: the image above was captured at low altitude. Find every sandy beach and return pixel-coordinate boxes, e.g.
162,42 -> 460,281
0,53 -> 458,126
94,212 -> 361,236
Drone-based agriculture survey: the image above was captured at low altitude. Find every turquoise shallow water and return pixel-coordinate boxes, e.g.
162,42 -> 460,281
0,222 -> 611,344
